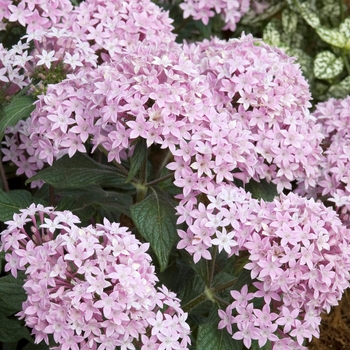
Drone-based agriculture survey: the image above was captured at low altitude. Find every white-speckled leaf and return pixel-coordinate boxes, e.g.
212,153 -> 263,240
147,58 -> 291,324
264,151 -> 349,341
299,2 -> 321,28
316,27 -> 346,48
282,8 -> 298,34
263,22 -> 281,47
314,51 -> 344,79
340,18 -> 350,38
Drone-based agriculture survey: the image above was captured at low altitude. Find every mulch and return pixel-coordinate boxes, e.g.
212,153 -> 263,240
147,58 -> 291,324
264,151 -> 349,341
309,289 -> 350,349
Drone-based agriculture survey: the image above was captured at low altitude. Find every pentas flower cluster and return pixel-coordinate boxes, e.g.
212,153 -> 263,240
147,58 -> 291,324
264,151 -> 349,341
1,204 -> 191,350
0,41 -> 30,97
216,191 -> 350,349
59,0 -> 176,61
306,96 -> 350,227
2,27 -> 97,181
179,0 -> 250,31
171,35 -> 323,261
0,25 -> 97,100
1,0 -> 73,32
23,27 -> 97,89
3,40 -> 211,180
181,35 -> 323,192
176,184 -> 259,262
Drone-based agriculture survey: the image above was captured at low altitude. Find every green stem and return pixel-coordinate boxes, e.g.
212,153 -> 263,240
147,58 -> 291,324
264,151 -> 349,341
0,150 -> 9,192
182,286 -> 215,313
97,145 -> 138,181
342,50 -> 350,76
212,277 -> 238,294
214,295 -> 230,309
145,172 -> 174,187
208,246 -> 217,288
49,186 -> 55,207
136,159 -> 147,202
155,149 -> 173,179
173,17 -> 191,34
340,0 -> 345,22
181,277 -> 238,313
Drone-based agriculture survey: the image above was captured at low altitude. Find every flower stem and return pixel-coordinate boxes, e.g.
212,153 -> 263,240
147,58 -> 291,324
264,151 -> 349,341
208,246 -> 217,288
0,149 -> 9,192
212,277 -> 238,294
342,50 -> 350,76
214,295 -> 230,308
146,172 -> 174,187
182,286 -> 215,312
340,0 -> 345,22
155,149 -> 173,179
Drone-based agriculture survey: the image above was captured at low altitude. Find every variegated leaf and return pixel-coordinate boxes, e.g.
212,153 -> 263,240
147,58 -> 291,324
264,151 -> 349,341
313,51 -> 344,80
316,27 -> 346,48
282,8 -> 298,34
340,18 -> 350,38
263,21 -> 281,47
299,2 -> 321,28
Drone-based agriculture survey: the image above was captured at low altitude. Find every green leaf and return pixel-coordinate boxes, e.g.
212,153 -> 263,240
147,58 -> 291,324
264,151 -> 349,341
241,3 -> 284,25
337,75 -> 350,89
263,22 -> 282,47
0,274 -> 26,313
315,27 -> 346,48
130,189 -> 177,271
340,17 -> 350,38
285,47 -> 313,80
0,95 -> 35,140
0,314 -> 32,343
245,179 -> 278,202
282,8 -> 298,34
313,51 -> 344,80
0,190 -> 34,221
26,153 -> 130,189
197,323 -> 242,350
56,186 -> 132,221
125,138 -> 148,183
298,2 -> 321,28
194,19 -> 212,39
179,270 -> 206,308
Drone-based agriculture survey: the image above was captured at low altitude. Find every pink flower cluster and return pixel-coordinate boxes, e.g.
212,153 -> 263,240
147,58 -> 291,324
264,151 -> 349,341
179,0 -> 250,31
3,33 -> 323,196
218,192 -> 350,349
1,0 -> 73,32
1,204 -> 191,350
172,35 -> 323,261
59,0 -> 176,61
309,96 -> 350,226
2,40 -> 210,179
0,41 -> 31,96
181,36 -> 323,191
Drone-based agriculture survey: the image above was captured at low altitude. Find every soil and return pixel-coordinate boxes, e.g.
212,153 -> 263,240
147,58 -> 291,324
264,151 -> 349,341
309,289 -> 350,349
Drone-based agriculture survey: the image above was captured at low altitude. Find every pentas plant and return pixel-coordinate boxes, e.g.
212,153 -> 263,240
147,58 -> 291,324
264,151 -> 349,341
1,0 -> 73,32
58,0 -> 176,61
179,0 -> 250,31
0,41 -> 29,97
2,39 -> 210,182
172,34 -> 324,262
1,204 -> 191,350
217,191 -> 350,349
0,0 -> 350,350
299,96 -> 350,227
